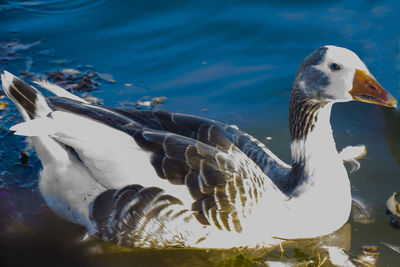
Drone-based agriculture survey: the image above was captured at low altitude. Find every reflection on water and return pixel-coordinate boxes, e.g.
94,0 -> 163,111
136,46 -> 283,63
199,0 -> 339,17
0,202 -> 354,267
0,186 -> 383,266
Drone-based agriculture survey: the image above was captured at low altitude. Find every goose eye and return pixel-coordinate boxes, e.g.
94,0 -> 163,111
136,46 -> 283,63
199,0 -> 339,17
330,63 -> 341,71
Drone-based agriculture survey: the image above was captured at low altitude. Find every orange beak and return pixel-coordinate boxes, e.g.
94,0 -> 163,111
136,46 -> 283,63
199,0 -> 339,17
349,70 -> 397,108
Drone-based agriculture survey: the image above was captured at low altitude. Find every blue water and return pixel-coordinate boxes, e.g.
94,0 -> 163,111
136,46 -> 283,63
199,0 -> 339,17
1,0 -> 399,265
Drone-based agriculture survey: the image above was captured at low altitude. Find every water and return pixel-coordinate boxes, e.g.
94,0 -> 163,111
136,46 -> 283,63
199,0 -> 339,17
0,0 -> 399,265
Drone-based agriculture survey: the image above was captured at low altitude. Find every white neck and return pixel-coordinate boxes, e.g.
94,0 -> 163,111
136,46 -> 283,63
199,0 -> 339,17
291,103 -> 343,194
281,102 -> 352,238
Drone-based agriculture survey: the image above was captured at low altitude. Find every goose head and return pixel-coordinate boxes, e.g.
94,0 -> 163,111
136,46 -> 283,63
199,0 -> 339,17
289,45 -> 397,142
286,46 -> 397,197
292,45 -> 397,107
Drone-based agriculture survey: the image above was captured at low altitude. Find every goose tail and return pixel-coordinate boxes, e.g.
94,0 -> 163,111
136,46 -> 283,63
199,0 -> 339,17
1,71 -> 52,121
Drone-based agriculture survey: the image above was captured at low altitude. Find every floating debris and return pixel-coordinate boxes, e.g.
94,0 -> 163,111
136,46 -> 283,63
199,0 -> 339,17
353,246 -> 379,266
50,59 -> 73,66
135,100 -> 152,109
119,96 -> 167,111
135,97 -> 166,109
77,64 -> 92,70
324,246 -> 354,267
0,101 -> 8,111
43,68 -> 118,92
61,68 -> 81,75
340,145 -> 367,173
45,69 -> 98,92
263,136 -> 273,145
381,242 -> 400,254
352,196 -> 375,224
80,93 -> 103,105
264,259 -> 310,266
152,96 -> 166,105
124,83 -> 133,87
20,70 -> 47,82
386,192 -> 400,217
385,192 -> 400,229
0,39 -> 41,61
97,72 -> 115,84
19,150 -> 29,167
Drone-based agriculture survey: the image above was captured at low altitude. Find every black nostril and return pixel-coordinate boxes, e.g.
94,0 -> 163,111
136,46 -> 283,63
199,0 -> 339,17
367,82 -> 378,93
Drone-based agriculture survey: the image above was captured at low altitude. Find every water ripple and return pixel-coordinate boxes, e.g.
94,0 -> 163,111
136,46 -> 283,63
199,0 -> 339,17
0,0 -> 107,15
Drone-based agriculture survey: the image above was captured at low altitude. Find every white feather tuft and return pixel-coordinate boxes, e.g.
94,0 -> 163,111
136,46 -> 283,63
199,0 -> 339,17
1,71 -> 13,90
34,80 -> 89,103
2,71 -> 52,120
339,145 -> 367,161
10,117 -> 55,137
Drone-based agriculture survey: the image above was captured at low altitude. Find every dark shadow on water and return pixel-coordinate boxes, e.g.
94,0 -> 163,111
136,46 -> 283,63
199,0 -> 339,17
0,210 -> 90,267
382,108 -> 400,166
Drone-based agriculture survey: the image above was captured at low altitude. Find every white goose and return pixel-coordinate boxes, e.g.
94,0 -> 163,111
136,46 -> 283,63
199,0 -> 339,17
1,45 -> 397,248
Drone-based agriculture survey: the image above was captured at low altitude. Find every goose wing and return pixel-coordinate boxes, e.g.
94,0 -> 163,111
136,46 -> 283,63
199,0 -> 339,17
111,108 -> 291,175
13,96 -> 287,234
48,95 -> 290,173
4,73 -> 291,246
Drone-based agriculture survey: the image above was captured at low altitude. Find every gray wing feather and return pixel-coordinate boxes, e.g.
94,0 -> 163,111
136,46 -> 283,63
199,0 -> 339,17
48,97 -> 284,233
112,108 -> 291,174
130,129 -> 269,233
48,97 -> 290,175
90,185 -> 196,247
